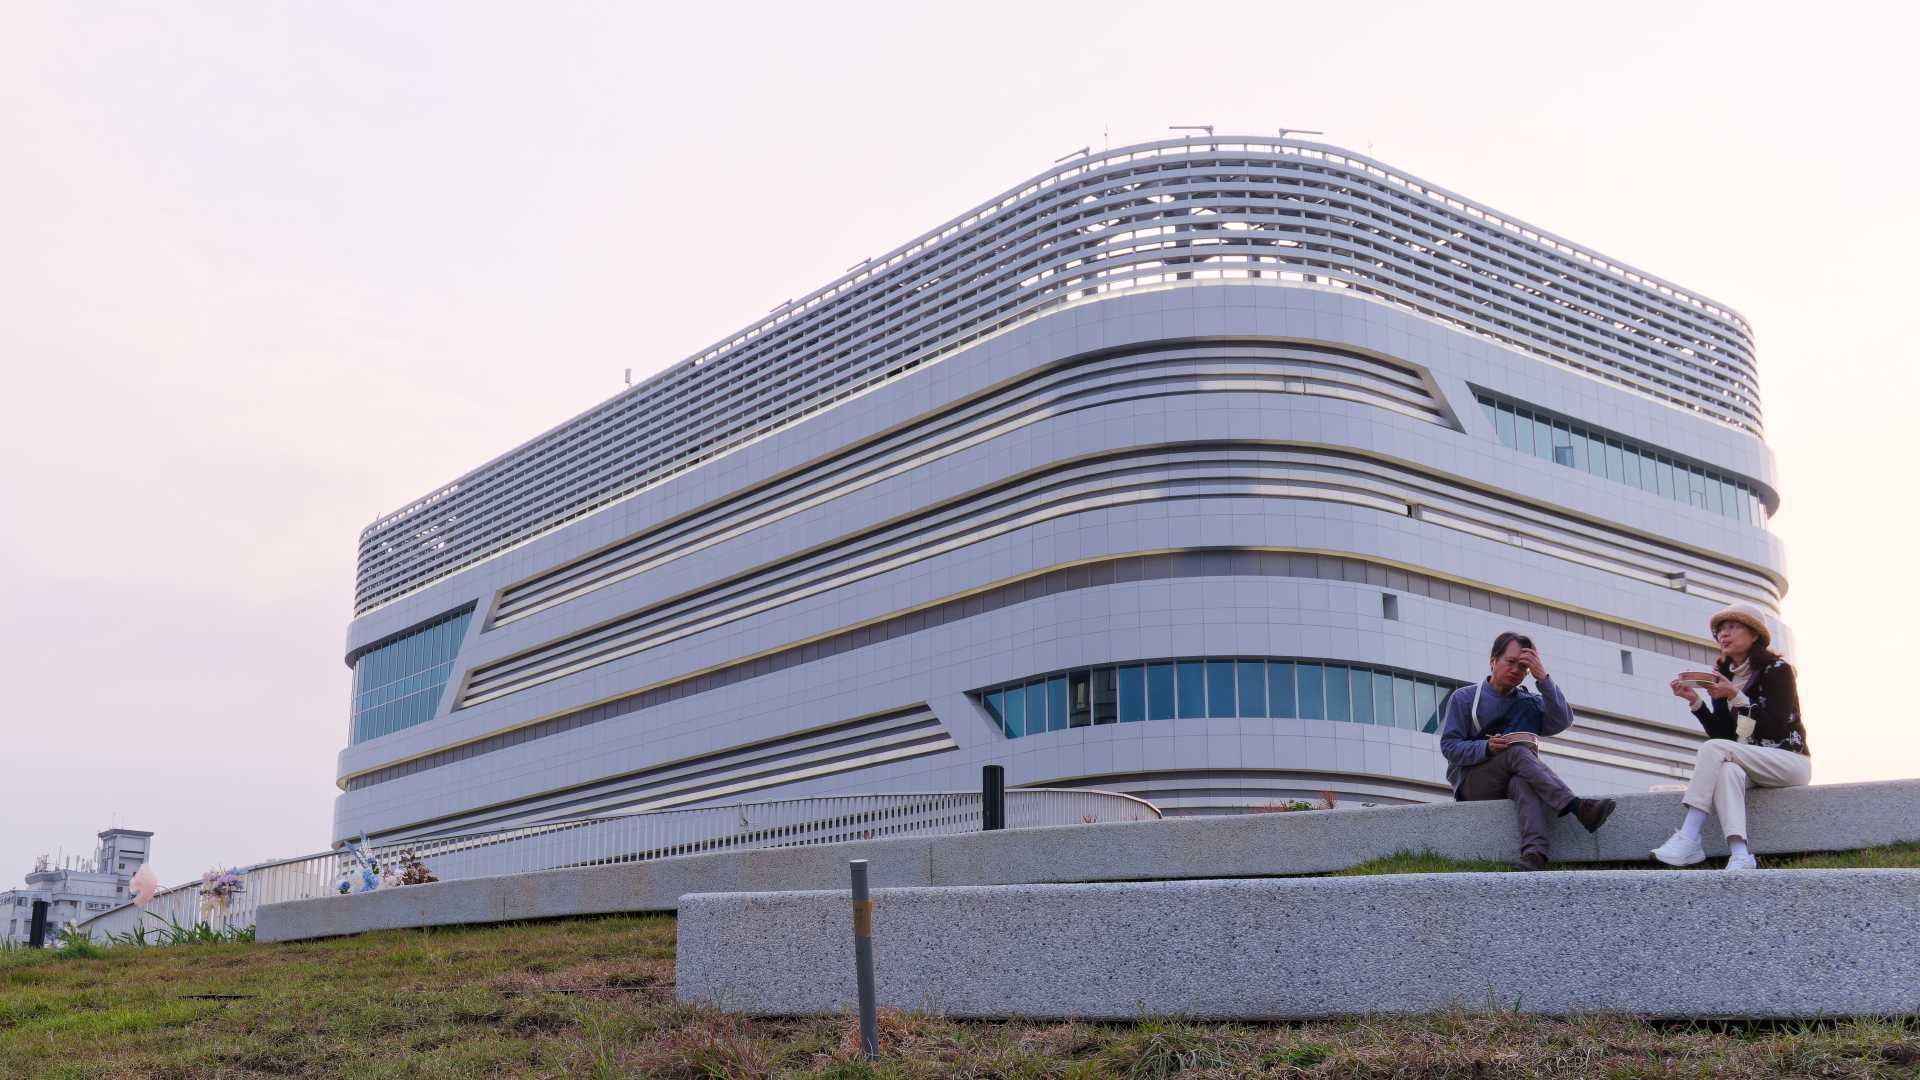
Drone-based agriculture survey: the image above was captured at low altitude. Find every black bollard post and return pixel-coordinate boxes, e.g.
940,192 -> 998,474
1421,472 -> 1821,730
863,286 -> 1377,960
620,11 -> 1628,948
982,764 -> 1005,831
849,859 -> 879,1061
28,900 -> 49,948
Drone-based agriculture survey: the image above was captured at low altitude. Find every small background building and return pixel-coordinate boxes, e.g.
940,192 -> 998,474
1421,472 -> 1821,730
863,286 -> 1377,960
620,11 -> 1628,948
2,828 -> 151,942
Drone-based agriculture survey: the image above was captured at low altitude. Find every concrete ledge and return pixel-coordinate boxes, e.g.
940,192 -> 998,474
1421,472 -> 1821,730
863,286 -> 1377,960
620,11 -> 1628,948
257,779 -> 1920,943
678,870 -> 1920,1019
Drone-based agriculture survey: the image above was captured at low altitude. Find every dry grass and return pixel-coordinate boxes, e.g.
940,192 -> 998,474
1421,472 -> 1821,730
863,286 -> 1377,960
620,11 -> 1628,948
4,844 -> 1917,1078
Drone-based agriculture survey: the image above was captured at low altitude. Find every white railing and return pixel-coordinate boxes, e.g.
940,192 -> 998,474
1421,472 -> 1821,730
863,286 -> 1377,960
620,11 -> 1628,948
75,788 -> 1158,940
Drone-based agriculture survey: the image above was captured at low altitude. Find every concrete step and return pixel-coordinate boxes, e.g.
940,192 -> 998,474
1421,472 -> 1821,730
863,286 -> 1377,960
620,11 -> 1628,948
257,778 -> 1920,943
678,869 -> 1920,1019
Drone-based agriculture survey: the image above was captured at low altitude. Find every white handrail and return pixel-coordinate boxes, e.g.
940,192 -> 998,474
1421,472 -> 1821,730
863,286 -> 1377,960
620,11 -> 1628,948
75,788 -> 1157,940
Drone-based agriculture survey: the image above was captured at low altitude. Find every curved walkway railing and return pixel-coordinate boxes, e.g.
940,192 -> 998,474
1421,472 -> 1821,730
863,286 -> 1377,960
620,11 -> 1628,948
76,788 -> 1158,940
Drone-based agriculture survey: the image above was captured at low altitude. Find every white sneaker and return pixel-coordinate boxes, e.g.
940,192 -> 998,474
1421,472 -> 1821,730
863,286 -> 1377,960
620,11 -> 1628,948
1724,851 -> 1758,871
1650,831 -> 1706,867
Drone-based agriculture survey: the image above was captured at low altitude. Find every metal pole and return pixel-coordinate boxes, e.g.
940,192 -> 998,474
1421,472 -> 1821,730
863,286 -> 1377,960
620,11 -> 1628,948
982,765 -> 1005,831
28,900 -> 49,948
849,859 -> 879,1061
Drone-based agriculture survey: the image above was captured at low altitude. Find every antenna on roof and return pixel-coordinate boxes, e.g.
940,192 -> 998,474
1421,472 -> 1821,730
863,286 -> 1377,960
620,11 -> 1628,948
623,368 -> 632,388
1053,146 -> 1089,164
1276,126 -> 1324,139
1169,124 -> 1214,138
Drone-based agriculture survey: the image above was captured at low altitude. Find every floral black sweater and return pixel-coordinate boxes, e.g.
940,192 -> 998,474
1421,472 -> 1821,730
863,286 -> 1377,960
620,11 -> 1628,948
1691,653 -> 1810,756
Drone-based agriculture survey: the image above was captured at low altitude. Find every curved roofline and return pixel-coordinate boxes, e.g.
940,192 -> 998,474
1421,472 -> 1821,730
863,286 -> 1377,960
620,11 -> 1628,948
360,134 -> 1752,538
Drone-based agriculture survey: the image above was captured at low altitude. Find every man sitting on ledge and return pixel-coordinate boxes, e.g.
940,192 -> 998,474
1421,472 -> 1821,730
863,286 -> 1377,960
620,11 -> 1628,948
1439,632 -> 1617,870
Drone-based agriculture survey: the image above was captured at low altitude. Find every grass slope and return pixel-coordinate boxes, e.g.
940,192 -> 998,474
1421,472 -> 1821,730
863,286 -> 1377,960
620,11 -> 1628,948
2,843 -> 1917,1079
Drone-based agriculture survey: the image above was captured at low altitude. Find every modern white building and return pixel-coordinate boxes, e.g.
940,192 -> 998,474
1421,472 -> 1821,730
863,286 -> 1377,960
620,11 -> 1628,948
335,136 -> 1784,844
3,829 -> 151,942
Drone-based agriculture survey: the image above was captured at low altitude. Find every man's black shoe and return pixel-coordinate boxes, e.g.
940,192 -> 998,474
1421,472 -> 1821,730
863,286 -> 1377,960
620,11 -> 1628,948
1511,851 -> 1549,872
1574,797 -> 1617,834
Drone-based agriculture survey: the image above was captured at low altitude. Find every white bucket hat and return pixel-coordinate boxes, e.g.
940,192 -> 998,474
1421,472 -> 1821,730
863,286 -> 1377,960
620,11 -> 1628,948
1708,602 -> 1772,650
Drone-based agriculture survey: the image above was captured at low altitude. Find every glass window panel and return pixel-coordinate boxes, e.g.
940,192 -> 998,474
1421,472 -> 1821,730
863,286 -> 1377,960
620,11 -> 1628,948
1604,439 -> 1625,482
1324,663 -> 1351,722
1091,668 -> 1117,724
1069,670 -> 1093,727
1688,468 -> 1708,508
1569,430 -> 1589,473
1003,684 -> 1026,737
1657,458 -> 1676,500
1703,473 -> 1723,515
1375,671 -> 1396,728
1349,667 -> 1374,724
1146,663 -> 1175,721
1620,445 -> 1641,489
1025,682 -> 1047,734
1552,422 -> 1575,468
1206,660 -> 1237,718
1176,661 -> 1206,719
1237,661 -> 1267,718
1118,666 -> 1145,722
1586,433 -> 1609,477
1532,415 -> 1554,461
1295,662 -> 1323,720
984,691 -> 1004,732
1479,398 -> 1499,429
1047,676 -> 1070,732
1394,675 -> 1417,731
1415,680 -> 1439,734
1719,479 -> 1739,519
1494,405 -> 1516,448
1637,450 -> 1659,494
1513,409 -> 1534,456
1268,661 -> 1296,718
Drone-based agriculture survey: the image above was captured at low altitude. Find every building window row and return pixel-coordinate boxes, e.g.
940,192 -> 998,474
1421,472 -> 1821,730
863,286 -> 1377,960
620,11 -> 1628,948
1476,393 -> 1766,526
977,658 -> 1466,739
349,607 -> 474,745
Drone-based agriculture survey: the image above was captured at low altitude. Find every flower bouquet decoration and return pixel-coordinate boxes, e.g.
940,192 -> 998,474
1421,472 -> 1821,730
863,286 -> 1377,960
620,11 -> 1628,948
198,866 -> 245,919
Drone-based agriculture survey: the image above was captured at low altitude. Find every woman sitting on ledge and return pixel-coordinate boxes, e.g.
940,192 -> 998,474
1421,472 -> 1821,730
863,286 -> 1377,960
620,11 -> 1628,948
1651,602 -> 1811,870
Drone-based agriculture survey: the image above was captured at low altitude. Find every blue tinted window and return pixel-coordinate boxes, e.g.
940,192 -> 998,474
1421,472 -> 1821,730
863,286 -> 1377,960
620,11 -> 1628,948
1118,665 -> 1145,722
1176,661 -> 1206,719
985,690 -> 1004,733
1237,661 -> 1267,717
1090,668 -> 1116,724
1047,676 -> 1069,732
1206,661 -> 1237,718
1296,662 -> 1323,719
1494,405 -> 1516,448
350,608 -> 473,744
1552,422 -> 1575,467
1146,663 -> 1174,721
1393,675 -> 1416,730
1324,663 -> 1351,722
1513,408 -> 1534,455
1025,682 -> 1047,733
1004,685 -> 1026,737
1415,680 -> 1438,735
1268,662 -> 1295,718
1374,671 -> 1396,728
1532,416 -> 1554,461
1349,667 -> 1374,724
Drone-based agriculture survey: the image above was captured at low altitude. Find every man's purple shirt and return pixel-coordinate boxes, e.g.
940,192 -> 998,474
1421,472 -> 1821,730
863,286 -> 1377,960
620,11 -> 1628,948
1437,676 -> 1573,797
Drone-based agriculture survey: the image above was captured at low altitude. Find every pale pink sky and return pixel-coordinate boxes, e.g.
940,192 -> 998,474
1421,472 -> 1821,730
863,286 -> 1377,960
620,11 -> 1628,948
2,3 -> 1913,885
